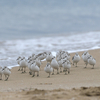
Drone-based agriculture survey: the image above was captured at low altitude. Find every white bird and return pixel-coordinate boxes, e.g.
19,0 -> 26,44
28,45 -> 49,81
0,67 -> 3,80
56,51 -> 70,62
27,60 -> 33,75
44,63 -> 53,77
2,67 -> 11,81
88,56 -> 96,69
82,52 -> 91,68
51,56 -> 59,75
30,62 -> 40,77
46,52 -> 53,63
20,57 -> 28,73
35,57 -> 41,68
38,52 -> 47,60
81,51 -> 89,60
62,60 -> 71,75
72,53 -> 80,67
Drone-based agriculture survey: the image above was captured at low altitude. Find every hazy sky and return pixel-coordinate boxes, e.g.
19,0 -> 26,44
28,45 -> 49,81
0,0 -> 100,35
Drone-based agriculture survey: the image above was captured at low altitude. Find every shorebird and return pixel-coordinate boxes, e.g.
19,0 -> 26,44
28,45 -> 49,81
30,61 -> 40,77
82,52 -> 91,68
51,56 -> 59,75
88,56 -> 96,69
44,63 -> 53,78
46,52 -> 53,63
81,51 -> 89,60
2,67 -> 11,81
37,52 -> 47,60
35,57 -> 41,68
27,60 -> 33,75
56,51 -> 70,61
62,60 -> 71,75
20,57 -> 28,73
16,56 -> 22,71
0,67 -> 3,80
72,53 -> 80,67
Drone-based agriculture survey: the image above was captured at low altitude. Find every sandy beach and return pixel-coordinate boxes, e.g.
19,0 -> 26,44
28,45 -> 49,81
0,49 -> 100,100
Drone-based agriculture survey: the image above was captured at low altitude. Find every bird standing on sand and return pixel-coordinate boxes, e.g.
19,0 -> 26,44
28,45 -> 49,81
51,56 -> 59,75
35,57 -> 41,68
82,51 -> 91,68
19,57 -> 28,73
82,51 -> 87,59
46,52 -> 53,63
72,53 -> 80,67
2,67 -> 11,81
88,56 -> 96,69
16,56 -> 22,71
27,60 -> 33,75
30,61 -> 40,77
44,63 -> 53,78
62,60 -> 71,75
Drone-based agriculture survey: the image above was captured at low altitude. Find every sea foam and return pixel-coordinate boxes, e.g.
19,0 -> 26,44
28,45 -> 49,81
0,31 -> 100,68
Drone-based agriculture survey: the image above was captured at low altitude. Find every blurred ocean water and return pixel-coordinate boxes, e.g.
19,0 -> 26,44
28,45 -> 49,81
0,0 -> 100,67
0,31 -> 100,68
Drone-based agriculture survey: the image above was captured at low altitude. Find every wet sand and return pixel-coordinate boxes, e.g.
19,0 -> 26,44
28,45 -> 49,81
0,49 -> 100,100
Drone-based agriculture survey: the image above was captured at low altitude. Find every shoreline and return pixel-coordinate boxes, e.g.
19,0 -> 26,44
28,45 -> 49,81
5,48 -> 100,69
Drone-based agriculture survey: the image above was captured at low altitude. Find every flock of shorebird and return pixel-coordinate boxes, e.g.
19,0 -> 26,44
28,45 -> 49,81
0,50 -> 96,81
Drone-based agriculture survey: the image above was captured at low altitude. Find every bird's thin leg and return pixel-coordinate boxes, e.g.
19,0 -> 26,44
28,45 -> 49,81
68,69 -> 70,74
5,75 -> 7,81
57,69 -> 59,74
37,72 -> 39,77
76,63 -> 77,67
60,67 -> 62,73
24,68 -> 26,73
0,74 -> 2,80
84,63 -> 88,68
65,69 -> 67,75
92,65 -> 94,69
32,72 -> 35,77
48,73 -> 50,78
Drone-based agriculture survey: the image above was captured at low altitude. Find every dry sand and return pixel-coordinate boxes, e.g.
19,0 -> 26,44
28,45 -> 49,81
0,49 -> 100,100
